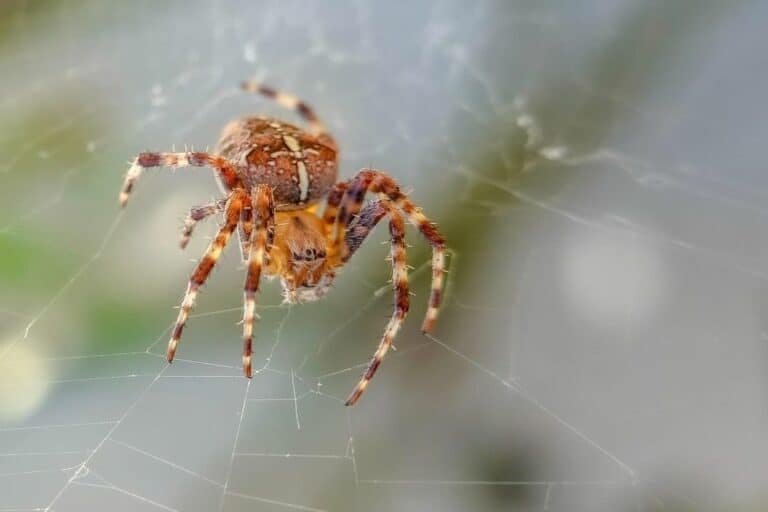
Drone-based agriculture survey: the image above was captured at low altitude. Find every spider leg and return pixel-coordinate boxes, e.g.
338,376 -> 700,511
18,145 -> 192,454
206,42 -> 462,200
242,184 -> 276,377
241,81 -> 329,139
166,189 -> 247,363
237,205 -> 254,263
321,180 -> 349,239
334,169 -> 447,332
344,200 -> 409,406
341,199 -> 388,262
179,198 -> 227,249
119,151 -> 241,207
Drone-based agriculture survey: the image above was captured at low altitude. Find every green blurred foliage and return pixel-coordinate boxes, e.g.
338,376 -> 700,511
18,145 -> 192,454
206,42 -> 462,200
84,300 -> 167,349
0,233 -> 75,291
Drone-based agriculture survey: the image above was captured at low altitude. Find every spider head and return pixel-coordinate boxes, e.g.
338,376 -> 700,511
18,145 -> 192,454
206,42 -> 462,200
281,244 -> 335,303
272,211 -> 335,304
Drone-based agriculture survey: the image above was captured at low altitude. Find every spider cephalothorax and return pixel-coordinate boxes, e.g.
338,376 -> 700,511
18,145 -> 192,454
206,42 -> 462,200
118,82 -> 446,406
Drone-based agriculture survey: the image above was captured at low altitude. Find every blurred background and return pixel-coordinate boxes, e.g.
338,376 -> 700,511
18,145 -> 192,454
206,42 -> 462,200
1,1 -> 767,510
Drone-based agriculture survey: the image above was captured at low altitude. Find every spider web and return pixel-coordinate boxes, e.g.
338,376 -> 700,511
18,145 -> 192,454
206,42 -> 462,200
1,0 -> 767,510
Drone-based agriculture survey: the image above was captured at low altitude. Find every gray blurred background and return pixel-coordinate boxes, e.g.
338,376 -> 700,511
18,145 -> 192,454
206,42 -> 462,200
1,1 -> 767,510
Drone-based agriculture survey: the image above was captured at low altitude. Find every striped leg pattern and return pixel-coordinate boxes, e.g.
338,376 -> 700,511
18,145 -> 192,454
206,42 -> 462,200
166,190 -> 247,363
321,180 -> 349,239
335,169 -> 447,332
180,199 -> 227,249
242,185 -> 276,377
344,201 -> 409,406
342,199 -> 388,261
119,151 -> 241,207
240,81 -> 337,149
237,204 -> 254,263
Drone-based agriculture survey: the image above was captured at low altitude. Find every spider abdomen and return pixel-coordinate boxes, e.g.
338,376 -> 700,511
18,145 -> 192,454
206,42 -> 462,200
216,116 -> 338,210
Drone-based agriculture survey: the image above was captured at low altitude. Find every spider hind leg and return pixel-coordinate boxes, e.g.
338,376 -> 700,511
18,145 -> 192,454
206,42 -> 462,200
241,81 -> 329,140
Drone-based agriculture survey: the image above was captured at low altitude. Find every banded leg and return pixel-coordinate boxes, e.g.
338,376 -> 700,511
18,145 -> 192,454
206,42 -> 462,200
335,169 -> 447,332
119,151 -> 241,207
342,199 -> 388,261
241,81 -> 332,143
321,180 -> 349,239
242,185 -> 276,377
345,202 -> 409,406
167,189 -> 247,363
237,205 -> 254,263
180,199 -> 227,249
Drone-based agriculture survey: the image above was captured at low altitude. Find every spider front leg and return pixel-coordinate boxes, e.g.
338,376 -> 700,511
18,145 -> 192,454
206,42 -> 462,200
335,169 -> 447,332
344,200 -> 409,406
180,199 -> 227,249
237,205 -> 254,263
167,189 -> 247,363
242,184 -> 276,377
119,151 -> 241,207
321,180 -> 349,239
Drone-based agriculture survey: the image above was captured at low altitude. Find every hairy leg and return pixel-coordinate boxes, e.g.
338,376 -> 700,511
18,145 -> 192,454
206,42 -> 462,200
321,180 -> 349,240
179,199 -> 227,249
334,169 -> 447,332
119,151 -> 241,207
237,205 -> 254,263
242,185 -> 275,377
166,189 -> 247,362
341,199 -> 388,261
344,201 -> 409,406
241,81 -> 333,144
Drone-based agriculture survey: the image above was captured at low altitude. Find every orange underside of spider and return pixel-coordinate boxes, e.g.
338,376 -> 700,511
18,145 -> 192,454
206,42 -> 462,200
118,81 -> 447,406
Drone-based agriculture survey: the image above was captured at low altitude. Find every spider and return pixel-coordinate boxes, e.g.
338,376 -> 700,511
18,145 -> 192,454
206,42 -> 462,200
118,82 -> 446,406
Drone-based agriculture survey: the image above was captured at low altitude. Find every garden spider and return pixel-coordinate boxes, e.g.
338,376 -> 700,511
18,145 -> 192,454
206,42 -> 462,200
118,82 -> 446,406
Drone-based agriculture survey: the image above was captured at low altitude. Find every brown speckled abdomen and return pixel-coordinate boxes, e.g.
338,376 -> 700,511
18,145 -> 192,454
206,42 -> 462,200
215,116 -> 338,210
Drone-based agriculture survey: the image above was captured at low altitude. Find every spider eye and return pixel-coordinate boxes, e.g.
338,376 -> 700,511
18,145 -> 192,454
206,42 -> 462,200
291,246 -> 325,262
